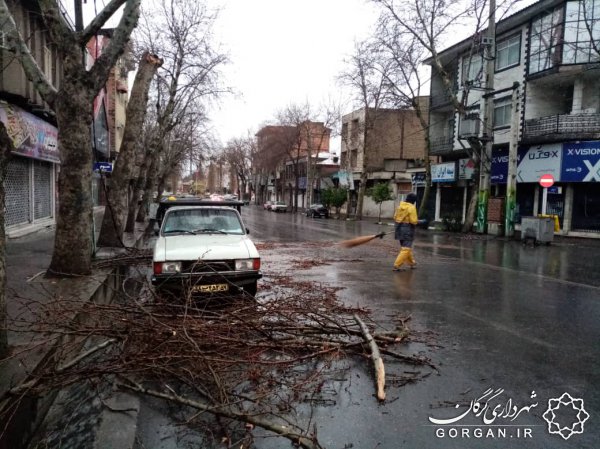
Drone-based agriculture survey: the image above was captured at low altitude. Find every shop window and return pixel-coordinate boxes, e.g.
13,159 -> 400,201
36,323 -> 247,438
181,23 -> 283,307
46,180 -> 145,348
572,183 -> 600,231
515,183 -> 536,223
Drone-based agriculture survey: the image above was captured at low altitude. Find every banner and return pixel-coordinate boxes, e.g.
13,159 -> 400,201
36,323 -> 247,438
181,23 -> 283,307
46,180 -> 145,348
491,147 -> 509,184
431,162 -> 456,182
459,158 -> 475,180
561,141 -> 600,182
517,143 -> 562,183
0,101 -> 59,163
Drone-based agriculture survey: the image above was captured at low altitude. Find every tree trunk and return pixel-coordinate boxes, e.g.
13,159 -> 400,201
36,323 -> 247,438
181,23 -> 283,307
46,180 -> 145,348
462,153 -> 481,232
137,151 -> 159,222
124,180 -> 137,232
356,172 -> 368,220
97,52 -> 162,247
0,122 -> 13,358
48,87 -> 94,276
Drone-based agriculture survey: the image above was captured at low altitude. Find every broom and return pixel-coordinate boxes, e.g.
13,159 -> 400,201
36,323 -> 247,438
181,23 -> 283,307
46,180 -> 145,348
339,231 -> 393,248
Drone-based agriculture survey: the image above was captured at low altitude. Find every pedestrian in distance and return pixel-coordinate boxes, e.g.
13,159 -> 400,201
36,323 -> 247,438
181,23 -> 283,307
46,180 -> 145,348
392,192 -> 419,271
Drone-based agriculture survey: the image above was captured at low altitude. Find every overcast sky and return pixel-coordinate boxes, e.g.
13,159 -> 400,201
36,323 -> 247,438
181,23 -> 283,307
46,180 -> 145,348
209,0 -> 379,147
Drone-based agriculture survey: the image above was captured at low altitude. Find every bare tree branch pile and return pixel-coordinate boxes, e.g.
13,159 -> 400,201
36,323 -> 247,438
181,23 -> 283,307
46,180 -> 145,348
3,260 -> 435,448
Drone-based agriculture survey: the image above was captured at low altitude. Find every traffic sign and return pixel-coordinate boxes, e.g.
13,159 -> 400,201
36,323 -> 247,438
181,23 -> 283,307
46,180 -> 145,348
539,174 -> 554,188
93,162 -> 113,173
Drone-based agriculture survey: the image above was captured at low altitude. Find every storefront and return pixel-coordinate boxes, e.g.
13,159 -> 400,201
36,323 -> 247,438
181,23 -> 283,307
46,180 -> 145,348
431,160 -> 475,223
0,101 -> 59,235
490,141 -> 600,235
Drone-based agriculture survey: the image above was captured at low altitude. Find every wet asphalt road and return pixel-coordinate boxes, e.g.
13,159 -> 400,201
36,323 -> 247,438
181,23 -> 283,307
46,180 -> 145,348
137,205 -> 599,449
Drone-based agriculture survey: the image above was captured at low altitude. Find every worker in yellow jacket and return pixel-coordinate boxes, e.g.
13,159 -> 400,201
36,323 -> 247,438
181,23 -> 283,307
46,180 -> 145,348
393,193 -> 418,271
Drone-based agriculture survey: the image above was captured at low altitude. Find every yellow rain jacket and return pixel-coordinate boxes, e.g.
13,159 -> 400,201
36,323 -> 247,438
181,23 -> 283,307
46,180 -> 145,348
394,201 -> 418,225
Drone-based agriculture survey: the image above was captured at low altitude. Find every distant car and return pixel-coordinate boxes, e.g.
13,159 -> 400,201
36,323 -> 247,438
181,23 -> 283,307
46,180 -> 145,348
263,201 -> 273,210
270,201 -> 287,213
306,204 -> 329,218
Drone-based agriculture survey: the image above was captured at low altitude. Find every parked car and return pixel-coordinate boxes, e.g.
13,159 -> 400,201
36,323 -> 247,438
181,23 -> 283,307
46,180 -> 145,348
306,204 -> 329,218
263,201 -> 273,210
152,205 -> 261,297
270,201 -> 288,213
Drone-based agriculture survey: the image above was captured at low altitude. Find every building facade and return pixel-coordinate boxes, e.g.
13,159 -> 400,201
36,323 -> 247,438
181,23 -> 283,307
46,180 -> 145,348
428,0 -> 600,236
340,103 -> 431,219
255,122 -> 333,209
0,0 -> 64,236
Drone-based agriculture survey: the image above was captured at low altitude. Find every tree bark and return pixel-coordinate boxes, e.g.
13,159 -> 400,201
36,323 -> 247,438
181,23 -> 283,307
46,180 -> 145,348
136,149 -> 159,222
0,122 -> 13,358
97,52 -> 162,247
48,77 -> 95,276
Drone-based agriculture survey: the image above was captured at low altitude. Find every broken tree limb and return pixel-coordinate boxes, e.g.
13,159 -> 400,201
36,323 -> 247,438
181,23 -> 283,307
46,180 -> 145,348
353,314 -> 385,401
117,379 -> 324,449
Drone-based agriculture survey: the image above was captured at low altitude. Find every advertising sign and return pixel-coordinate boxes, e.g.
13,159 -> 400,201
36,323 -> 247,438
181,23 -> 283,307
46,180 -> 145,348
517,143 -> 562,183
93,162 -> 113,173
458,158 -> 475,180
431,162 -> 456,182
411,172 -> 426,187
0,101 -> 60,163
561,141 -> 600,182
491,147 -> 509,184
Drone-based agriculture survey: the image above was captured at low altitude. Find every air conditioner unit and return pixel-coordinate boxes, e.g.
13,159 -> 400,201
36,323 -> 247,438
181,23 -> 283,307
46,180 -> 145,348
459,116 -> 480,137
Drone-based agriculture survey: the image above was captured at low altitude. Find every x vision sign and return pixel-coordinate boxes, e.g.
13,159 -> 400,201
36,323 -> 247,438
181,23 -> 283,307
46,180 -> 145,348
561,141 -> 600,182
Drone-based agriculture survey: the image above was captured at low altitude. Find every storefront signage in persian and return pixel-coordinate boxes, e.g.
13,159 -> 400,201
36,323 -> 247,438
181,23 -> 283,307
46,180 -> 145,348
0,101 -> 59,163
517,143 -> 562,183
411,172 -> 426,187
561,141 -> 600,182
458,158 -> 475,180
431,162 -> 456,182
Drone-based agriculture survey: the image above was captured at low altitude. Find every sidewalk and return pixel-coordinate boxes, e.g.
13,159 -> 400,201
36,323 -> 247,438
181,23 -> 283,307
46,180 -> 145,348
1,207 -> 150,449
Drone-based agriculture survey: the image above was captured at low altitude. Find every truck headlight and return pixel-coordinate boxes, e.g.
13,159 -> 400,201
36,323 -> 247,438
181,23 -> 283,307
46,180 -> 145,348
235,258 -> 260,271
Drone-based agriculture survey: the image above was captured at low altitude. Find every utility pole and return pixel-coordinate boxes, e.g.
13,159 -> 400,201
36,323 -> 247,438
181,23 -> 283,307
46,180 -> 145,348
476,0 -> 496,233
74,0 -> 83,31
504,83 -> 520,237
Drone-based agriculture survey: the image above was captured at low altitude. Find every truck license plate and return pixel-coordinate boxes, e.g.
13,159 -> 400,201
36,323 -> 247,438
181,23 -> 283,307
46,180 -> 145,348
192,284 -> 229,293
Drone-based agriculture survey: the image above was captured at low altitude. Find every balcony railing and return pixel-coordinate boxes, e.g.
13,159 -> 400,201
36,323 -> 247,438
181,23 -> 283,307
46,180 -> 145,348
429,136 -> 454,155
429,91 -> 456,110
523,113 -> 600,142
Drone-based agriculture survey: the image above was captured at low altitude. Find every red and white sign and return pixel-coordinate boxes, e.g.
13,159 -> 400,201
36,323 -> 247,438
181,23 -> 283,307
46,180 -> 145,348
539,174 -> 555,188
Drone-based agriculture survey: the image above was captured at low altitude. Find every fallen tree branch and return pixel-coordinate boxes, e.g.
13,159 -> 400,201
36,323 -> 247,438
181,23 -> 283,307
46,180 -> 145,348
353,314 -> 385,401
117,379 -> 324,449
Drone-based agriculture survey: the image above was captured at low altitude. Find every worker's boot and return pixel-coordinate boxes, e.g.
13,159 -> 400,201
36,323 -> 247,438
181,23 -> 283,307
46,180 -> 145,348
407,249 -> 417,268
393,248 -> 410,271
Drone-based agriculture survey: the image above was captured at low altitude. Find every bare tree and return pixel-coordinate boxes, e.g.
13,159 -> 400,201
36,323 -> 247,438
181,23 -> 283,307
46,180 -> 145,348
338,40 -> 394,220
97,52 -> 163,247
0,122 -> 13,358
274,104 -> 334,211
133,0 -> 227,220
0,0 -> 141,275
222,135 -> 256,201
372,0 -> 528,231
371,23 -> 433,218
